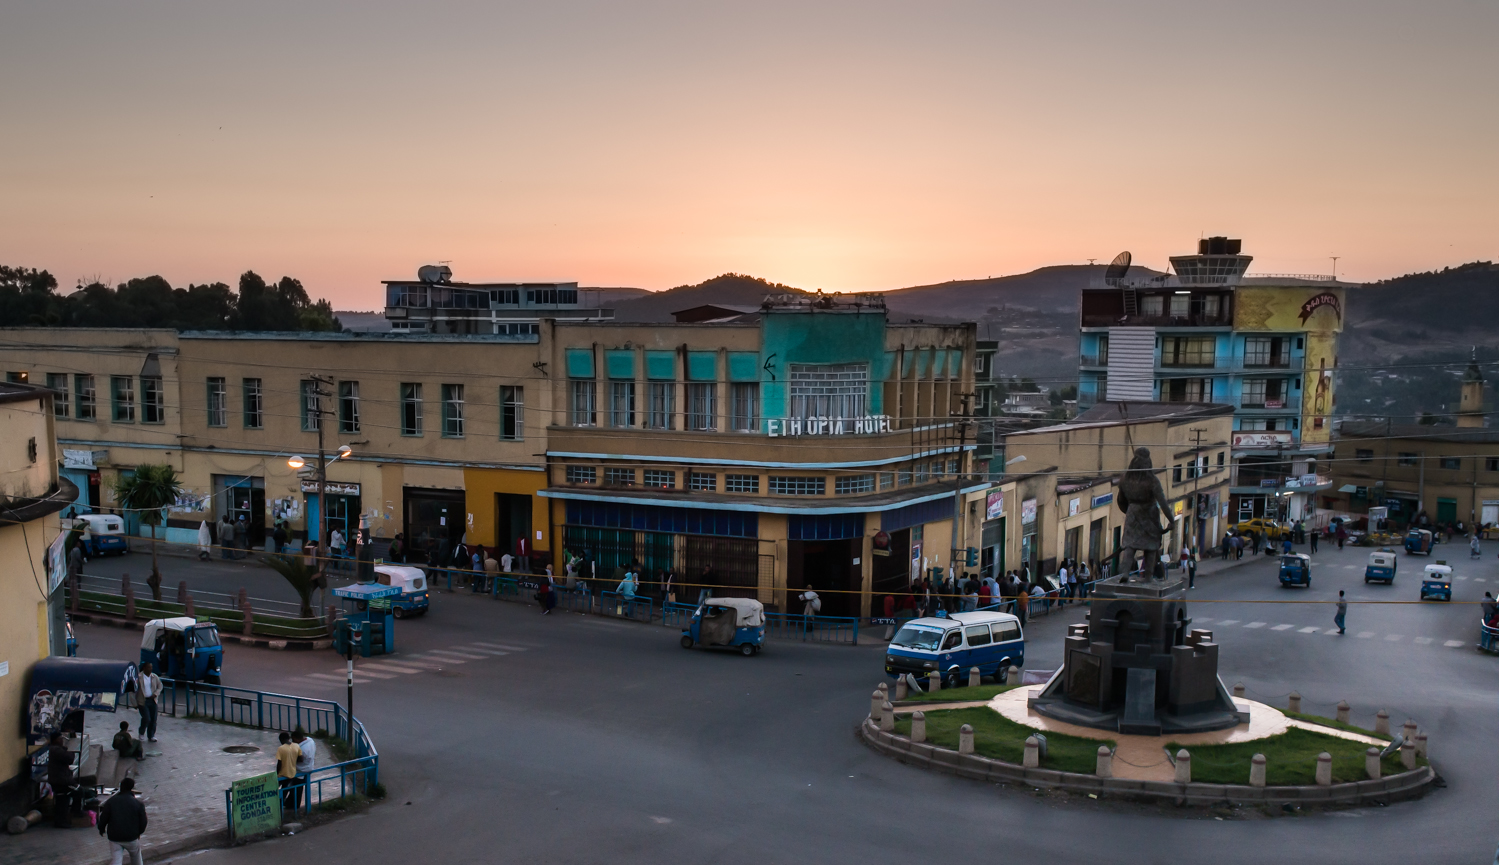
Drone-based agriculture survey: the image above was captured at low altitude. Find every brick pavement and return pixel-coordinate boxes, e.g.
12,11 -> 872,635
0,709 -> 283,864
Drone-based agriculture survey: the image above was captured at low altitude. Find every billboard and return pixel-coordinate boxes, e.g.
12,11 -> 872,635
1232,431 -> 1293,449
1301,330 -> 1338,444
1232,286 -> 1346,333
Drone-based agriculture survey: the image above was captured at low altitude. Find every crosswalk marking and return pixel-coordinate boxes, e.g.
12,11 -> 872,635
409,653 -> 466,664
426,649 -> 487,660
1194,617 -> 1214,624
1414,637 -> 1433,645
307,672 -> 376,684
471,642 -> 531,652
358,662 -> 422,675
1218,620 -> 1241,626
1245,622 -> 1266,629
1356,631 -> 1376,639
1298,626 -> 1322,633
453,645 -> 510,656
1270,624 -> 1293,631
1476,578 -> 1488,582
1384,634 -> 1403,642
1444,640 -> 1464,647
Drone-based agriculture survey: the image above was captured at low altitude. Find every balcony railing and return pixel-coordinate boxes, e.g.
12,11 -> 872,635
1158,357 -> 1228,370
1080,314 -> 1234,329
1241,358 -> 1294,370
1080,354 -> 1106,367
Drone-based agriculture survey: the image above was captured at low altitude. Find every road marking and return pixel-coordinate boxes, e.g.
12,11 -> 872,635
306,672 -> 377,684
1245,622 -> 1267,629
471,642 -> 531,651
459,647 -> 511,656
1356,631 -> 1375,639
1343,565 -> 1358,570
357,662 -> 422,674
1194,618 -> 1214,624
425,649 -> 487,660
1413,637 -> 1433,645
407,653 -> 466,664
1218,620 -> 1240,626
1455,575 -> 1468,581
1298,626 -> 1321,633
1384,634 -> 1403,642
1271,624 -> 1293,631
381,657 -> 446,669
1476,578 -> 1487,582
1444,640 -> 1464,647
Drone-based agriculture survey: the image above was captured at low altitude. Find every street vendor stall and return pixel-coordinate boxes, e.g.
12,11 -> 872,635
24,657 -> 136,820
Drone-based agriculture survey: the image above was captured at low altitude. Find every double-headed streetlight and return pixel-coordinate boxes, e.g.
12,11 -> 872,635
288,440 -> 352,606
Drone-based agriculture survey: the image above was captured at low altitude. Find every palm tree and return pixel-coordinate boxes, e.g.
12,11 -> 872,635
261,554 -> 317,619
112,464 -> 183,601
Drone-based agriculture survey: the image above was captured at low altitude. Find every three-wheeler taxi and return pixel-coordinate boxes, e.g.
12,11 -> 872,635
1364,549 -> 1397,585
140,617 -> 223,684
1405,529 -> 1435,556
1278,553 -> 1312,588
373,564 -> 430,618
680,597 -> 765,656
1419,562 -> 1453,602
77,514 -> 129,557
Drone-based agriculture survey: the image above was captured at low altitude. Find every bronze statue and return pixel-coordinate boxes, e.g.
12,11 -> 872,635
1116,447 -> 1172,580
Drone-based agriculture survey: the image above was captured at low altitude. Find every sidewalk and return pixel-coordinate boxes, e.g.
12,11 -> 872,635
0,711 -> 282,865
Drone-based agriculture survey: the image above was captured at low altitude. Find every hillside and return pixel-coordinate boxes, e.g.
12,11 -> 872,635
608,274 -> 809,322
1341,262 -> 1498,365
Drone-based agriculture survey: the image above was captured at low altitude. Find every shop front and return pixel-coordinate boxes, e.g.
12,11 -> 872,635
561,500 -> 763,601
212,474 -> 264,548
785,513 -> 864,619
404,486 -> 467,564
302,481 -> 361,545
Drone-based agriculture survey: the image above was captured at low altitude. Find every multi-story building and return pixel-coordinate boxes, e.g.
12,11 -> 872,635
1076,237 -> 1348,525
0,295 -> 981,618
0,382 -> 75,798
383,266 -> 613,335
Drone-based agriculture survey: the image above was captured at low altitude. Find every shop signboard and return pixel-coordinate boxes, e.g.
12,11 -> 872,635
1021,498 -> 1037,525
985,490 -> 1004,520
230,772 -> 281,840
301,481 -> 362,496
1232,431 -> 1294,449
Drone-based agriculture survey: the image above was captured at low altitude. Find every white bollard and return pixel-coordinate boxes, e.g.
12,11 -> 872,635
1374,710 -> 1390,736
871,689 -> 885,720
895,677 -> 908,701
1023,736 -> 1040,768
958,724 -> 974,755
1287,692 -> 1302,713
1232,682 -> 1246,699
878,682 -> 889,698
1315,752 -> 1333,786
880,701 -> 895,732
1174,749 -> 1191,784
1365,747 -> 1381,780
1007,666 -> 1022,687
1401,738 -> 1416,770
929,670 -> 942,694
1335,701 -> 1350,723
1414,733 -> 1427,759
1249,753 -> 1266,787
911,711 -> 926,743
1402,720 -> 1418,743
1095,745 -> 1113,778
968,667 -> 981,688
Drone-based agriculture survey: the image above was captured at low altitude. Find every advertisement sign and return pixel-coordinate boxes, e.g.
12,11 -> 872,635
1232,431 -> 1293,449
1068,498 -> 1080,517
230,772 -> 282,840
1091,492 -> 1113,509
46,531 -> 68,594
985,490 -> 1004,521
1021,498 -> 1037,525
300,481 -> 362,496
62,449 -> 95,469
1232,286 -> 1346,333
767,415 -> 893,437
1301,331 -> 1338,444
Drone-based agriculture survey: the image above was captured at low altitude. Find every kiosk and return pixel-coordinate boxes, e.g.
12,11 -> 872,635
331,583 -> 400,656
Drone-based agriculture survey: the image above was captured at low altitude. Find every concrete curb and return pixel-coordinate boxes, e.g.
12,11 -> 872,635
857,718 -> 1436,808
143,828 -> 228,862
69,610 -> 333,650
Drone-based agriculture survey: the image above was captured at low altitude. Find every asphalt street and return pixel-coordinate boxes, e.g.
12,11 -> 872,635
72,540 -> 1499,864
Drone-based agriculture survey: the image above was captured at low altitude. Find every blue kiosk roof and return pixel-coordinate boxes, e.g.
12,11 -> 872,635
332,583 -> 403,600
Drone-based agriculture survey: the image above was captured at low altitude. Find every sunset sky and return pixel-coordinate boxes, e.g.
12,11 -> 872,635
3,1 -> 1495,307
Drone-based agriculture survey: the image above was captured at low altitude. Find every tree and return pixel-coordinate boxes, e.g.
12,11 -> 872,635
112,464 -> 183,601
261,554 -> 319,619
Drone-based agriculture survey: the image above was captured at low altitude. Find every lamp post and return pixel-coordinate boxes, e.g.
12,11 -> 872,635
287,375 -> 352,613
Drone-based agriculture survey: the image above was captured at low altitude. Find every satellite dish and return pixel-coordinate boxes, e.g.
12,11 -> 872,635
1104,252 -> 1132,282
417,265 -> 452,284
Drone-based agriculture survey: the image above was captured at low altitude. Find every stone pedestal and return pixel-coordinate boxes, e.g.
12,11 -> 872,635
1028,573 -> 1243,734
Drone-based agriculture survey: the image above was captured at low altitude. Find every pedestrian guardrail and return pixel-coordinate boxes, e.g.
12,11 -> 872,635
160,678 -> 378,841
557,587 -> 592,614
662,601 -> 696,628
599,591 -> 654,623
763,612 -> 859,645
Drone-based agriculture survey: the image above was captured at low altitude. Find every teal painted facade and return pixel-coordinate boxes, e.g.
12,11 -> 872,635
758,310 -> 893,426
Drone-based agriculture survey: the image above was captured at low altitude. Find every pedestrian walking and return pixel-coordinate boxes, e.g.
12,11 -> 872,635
97,777 -> 148,864
1336,525 -> 1347,550
196,520 -> 212,561
1056,562 -> 1069,606
1334,591 -> 1347,635
1220,532 -> 1231,561
273,521 -> 289,555
329,527 -> 346,571
218,515 -> 235,560
537,569 -> 554,614
276,732 -> 300,813
1281,536 -> 1293,554
1310,529 -> 1319,553
1471,534 -> 1482,560
1184,546 -> 1197,589
137,662 -> 161,742
1016,583 -> 1028,625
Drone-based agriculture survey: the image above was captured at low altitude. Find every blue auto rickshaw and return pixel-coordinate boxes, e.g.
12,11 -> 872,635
77,514 -> 129,556
1419,562 -> 1453,602
140,617 -> 223,684
1405,529 -> 1435,556
680,597 -> 765,656
374,565 -> 430,618
1365,549 -> 1397,585
1278,553 -> 1312,588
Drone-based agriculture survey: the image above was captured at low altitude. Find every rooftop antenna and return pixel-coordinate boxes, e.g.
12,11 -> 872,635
1330,256 -> 1339,281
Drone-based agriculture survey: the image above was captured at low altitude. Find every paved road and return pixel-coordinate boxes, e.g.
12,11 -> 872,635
70,541 -> 1498,864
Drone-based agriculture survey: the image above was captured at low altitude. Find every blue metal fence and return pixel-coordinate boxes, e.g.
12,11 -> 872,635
1481,619 -> 1499,654
599,591 -> 654,623
763,612 -> 859,644
662,601 -> 697,629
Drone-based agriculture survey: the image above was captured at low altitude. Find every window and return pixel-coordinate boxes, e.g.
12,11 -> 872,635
566,465 -> 597,485
1440,457 -> 1461,470
731,383 -> 759,432
1217,451 -> 1225,468
242,378 -> 263,429
880,472 -> 894,491
1162,336 -> 1215,367
974,356 -> 985,373
1397,453 -> 1417,467
643,469 -> 675,489
500,386 -> 524,440
46,374 -> 68,418
490,289 -> 520,305
141,376 -> 164,424
570,381 -> 597,427
1172,464 -> 1183,483
965,625 -> 992,647
442,384 -> 464,437
725,474 -> 759,493
338,381 -> 361,433
610,382 -> 636,428
1243,336 -> 1285,367
300,380 -> 321,432
1487,458 -> 1499,472
789,363 -> 867,421
4,371 -> 26,383
769,476 -> 826,496
205,378 -> 227,427
1202,295 -> 1221,318
915,462 -> 929,483
689,471 -> 716,491
1139,295 -> 1163,317
1164,378 -> 1211,402
1169,293 -> 1189,317
605,467 -> 636,486
1242,378 -> 1266,405
932,461 -> 945,479
647,382 -> 675,430
947,459 -> 959,475
834,474 -> 874,495
401,383 -> 423,436
686,383 -> 716,431
526,287 -> 578,305
75,375 -> 95,420
1356,448 -> 1373,463
111,376 -> 135,422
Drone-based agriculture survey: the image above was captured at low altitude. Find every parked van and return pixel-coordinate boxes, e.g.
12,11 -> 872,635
884,610 -> 1024,687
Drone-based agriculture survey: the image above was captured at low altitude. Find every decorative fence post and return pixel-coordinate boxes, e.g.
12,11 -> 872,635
1374,710 -> 1390,736
958,724 -> 974,755
1022,736 -> 1040,769
1400,738 -> 1416,770
1315,752 -> 1333,786
968,667 -> 981,688
1365,747 -> 1381,780
928,671 -> 941,694
895,677 -> 908,701
911,711 -> 926,744
880,702 -> 895,733
1095,746 -> 1113,778
1232,682 -> 1245,699
1335,701 -> 1351,724
1287,692 -> 1301,713
1173,749 -> 1191,784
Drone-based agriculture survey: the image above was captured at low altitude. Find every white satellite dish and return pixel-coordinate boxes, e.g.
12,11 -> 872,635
417,265 -> 452,284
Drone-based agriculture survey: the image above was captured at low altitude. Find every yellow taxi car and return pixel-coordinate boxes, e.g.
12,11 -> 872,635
1232,518 -> 1289,540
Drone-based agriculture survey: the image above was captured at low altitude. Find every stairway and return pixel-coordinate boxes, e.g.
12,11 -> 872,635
1122,287 -> 1138,317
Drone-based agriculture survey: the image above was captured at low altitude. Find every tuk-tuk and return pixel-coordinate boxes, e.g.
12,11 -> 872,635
140,617 -> 223,684
1419,562 -> 1453,602
374,565 -> 430,618
1278,553 -> 1312,588
1404,529 -> 1435,556
680,597 -> 765,656
76,514 -> 129,556
1365,549 -> 1398,585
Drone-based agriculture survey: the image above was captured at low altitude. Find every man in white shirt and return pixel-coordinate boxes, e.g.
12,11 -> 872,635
137,663 -> 161,742
1057,564 -> 1070,605
500,551 -> 513,573
295,728 -> 316,774
329,528 -> 346,571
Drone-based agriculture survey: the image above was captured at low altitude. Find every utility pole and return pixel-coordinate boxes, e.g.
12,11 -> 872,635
308,375 -> 334,606
951,391 -> 975,578
1189,427 -> 1207,553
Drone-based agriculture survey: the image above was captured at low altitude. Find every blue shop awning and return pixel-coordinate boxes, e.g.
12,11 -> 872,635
27,657 -> 135,743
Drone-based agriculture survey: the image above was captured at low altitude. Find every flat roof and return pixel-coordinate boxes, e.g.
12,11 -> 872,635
1338,421 -> 1499,444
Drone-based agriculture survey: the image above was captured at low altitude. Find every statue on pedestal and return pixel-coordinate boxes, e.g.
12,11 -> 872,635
1117,447 -> 1172,581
